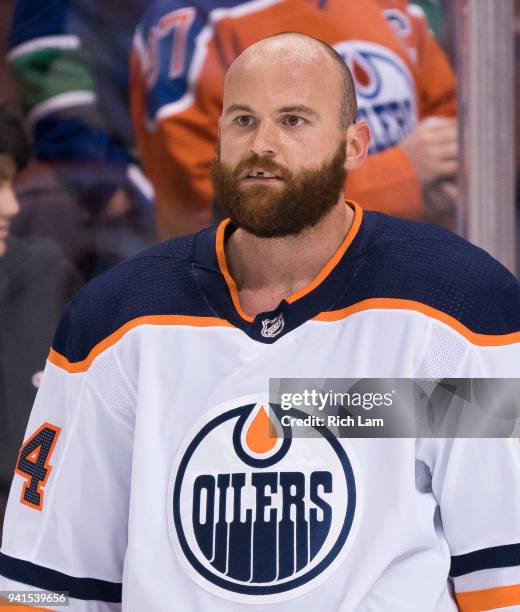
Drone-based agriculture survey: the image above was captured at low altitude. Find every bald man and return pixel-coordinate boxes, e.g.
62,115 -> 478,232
1,33 -> 520,612
132,0 -> 457,239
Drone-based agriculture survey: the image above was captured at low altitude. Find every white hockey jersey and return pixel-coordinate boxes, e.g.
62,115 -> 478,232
1,202 -> 520,611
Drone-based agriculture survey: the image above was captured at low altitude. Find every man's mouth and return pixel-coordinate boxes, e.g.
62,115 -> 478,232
242,169 -> 283,181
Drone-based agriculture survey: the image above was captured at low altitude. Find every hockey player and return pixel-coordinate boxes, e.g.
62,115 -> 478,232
0,34 -> 519,611
131,0 -> 458,239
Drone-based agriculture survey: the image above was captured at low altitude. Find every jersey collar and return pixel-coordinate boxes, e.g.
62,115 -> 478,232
193,201 -> 365,343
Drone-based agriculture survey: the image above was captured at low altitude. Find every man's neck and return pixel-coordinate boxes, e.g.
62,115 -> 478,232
224,199 -> 354,316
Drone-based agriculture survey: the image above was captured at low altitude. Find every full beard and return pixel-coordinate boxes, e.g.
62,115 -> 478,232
211,140 -> 347,238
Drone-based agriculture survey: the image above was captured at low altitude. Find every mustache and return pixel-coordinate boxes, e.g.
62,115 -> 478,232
232,153 -> 292,180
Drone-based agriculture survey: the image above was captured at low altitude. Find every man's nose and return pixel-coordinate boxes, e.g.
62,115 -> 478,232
249,119 -> 279,158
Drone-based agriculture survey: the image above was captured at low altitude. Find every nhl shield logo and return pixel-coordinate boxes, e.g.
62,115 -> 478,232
168,396 -> 361,603
261,313 -> 284,339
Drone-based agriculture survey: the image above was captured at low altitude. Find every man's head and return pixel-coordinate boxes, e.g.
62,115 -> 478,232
0,104 -> 30,256
212,32 -> 370,237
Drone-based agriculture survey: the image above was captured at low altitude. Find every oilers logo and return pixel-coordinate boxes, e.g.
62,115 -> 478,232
168,397 -> 360,603
334,40 -> 418,154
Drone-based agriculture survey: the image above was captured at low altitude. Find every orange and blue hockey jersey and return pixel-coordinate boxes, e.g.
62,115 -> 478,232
0,204 -> 519,610
131,0 -> 456,237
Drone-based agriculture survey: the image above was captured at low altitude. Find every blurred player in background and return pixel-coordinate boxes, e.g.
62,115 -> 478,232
7,0 -> 154,278
132,0 -> 458,239
0,105 -> 82,539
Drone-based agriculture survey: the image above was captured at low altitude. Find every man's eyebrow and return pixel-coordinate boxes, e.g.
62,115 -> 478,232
224,104 -> 320,117
277,105 -> 320,117
224,104 -> 255,116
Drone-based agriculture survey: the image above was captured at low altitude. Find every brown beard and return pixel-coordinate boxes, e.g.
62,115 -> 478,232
211,140 -> 347,238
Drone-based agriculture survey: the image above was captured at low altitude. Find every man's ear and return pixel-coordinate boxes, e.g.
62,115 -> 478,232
345,122 -> 371,170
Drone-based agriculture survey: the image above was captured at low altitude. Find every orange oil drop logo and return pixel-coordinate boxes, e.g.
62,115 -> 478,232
352,57 -> 370,88
245,405 -> 278,454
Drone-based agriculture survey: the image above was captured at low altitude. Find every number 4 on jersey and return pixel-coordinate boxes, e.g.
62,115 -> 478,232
15,423 -> 61,511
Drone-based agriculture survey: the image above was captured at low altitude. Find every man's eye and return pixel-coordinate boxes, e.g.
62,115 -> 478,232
282,115 -> 304,127
235,115 -> 254,127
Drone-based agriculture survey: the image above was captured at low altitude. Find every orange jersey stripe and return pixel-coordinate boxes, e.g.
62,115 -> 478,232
215,218 -> 254,323
287,201 -> 363,303
0,596 -> 57,611
216,201 -> 363,322
456,583 -> 520,612
313,298 -> 520,347
48,314 -> 235,373
48,298 -> 520,375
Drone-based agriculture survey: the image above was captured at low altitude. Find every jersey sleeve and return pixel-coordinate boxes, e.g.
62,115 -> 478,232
131,0 -> 225,239
0,301 -> 135,611
416,281 -> 520,612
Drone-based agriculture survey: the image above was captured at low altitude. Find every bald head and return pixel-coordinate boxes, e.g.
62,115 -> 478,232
225,32 -> 357,128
